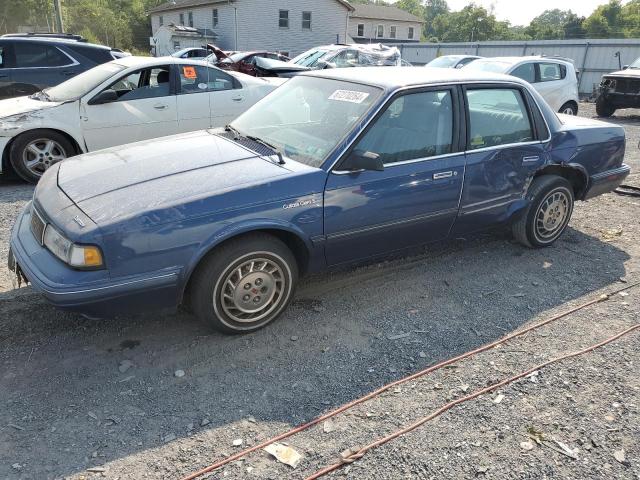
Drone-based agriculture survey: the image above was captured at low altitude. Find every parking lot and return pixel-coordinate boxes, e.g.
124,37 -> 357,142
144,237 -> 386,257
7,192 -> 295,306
1,102 -> 638,479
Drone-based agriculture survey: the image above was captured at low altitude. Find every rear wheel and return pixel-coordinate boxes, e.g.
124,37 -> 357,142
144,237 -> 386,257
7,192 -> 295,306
190,233 -> 298,334
9,129 -> 76,183
595,95 -> 616,117
512,175 -> 574,248
559,101 -> 578,115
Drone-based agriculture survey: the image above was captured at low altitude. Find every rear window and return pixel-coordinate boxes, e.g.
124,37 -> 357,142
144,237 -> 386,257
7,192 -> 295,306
14,42 -> 71,68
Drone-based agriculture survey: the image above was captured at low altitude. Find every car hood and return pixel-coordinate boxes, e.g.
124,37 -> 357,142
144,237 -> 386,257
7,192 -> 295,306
57,130 -> 292,225
0,96 -> 64,121
605,68 -> 640,78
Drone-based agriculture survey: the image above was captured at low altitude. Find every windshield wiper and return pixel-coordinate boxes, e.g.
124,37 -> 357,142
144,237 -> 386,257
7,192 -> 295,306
224,124 -> 241,140
246,135 -> 285,165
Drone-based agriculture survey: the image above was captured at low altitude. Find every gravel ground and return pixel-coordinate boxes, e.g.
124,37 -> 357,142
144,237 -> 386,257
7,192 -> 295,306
0,102 -> 639,479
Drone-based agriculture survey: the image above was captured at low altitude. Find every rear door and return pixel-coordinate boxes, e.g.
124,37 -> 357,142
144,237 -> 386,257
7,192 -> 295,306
532,62 -> 567,111
0,42 -> 13,99
81,64 -> 178,150
324,87 -> 465,265
453,85 -> 549,235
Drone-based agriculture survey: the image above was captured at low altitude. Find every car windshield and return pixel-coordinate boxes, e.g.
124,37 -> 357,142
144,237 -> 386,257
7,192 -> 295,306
290,49 -> 331,67
230,76 -> 383,168
463,60 -> 512,73
427,56 -> 460,68
628,57 -> 640,69
43,62 -> 126,102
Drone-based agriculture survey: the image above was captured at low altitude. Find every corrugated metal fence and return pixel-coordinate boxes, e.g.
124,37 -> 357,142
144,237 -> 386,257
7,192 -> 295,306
390,39 -> 640,96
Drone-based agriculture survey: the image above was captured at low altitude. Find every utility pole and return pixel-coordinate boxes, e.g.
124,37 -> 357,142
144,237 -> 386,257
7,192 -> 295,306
53,0 -> 64,33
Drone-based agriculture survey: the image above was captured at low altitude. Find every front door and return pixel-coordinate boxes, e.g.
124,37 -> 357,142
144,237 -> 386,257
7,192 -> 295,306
324,88 -> 465,265
81,64 -> 178,151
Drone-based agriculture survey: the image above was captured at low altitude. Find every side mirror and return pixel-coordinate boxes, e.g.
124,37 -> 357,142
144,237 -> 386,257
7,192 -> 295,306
89,89 -> 118,105
455,63 -> 465,69
623,65 -> 630,70
341,150 -> 384,172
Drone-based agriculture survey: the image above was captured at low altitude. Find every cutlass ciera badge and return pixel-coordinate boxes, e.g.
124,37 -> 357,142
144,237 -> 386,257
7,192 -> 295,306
282,198 -> 320,210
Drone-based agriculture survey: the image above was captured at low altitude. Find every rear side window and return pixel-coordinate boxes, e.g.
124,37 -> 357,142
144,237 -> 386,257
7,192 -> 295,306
68,45 -> 113,64
511,63 -> 535,83
538,63 -> 565,82
354,90 -> 454,164
178,65 -> 235,94
14,43 -> 71,68
466,88 -> 533,150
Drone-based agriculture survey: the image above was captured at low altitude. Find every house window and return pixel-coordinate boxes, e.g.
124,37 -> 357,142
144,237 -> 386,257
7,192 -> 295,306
390,25 -> 396,39
159,15 -> 163,26
212,8 -> 218,26
302,11 -> 311,30
179,13 -> 184,25
357,23 -> 364,36
376,25 -> 384,38
173,41 -> 180,49
408,27 -> 414,39
188,11 -> 194,27
279,10 -> 289,28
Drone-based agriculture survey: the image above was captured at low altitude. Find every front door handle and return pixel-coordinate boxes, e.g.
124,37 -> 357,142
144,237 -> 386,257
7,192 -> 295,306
522,156 -> 540,163
154,104 -> 168,110
61,70 -> 76,76
433,171 -> 453,180
232,96 -> 243,102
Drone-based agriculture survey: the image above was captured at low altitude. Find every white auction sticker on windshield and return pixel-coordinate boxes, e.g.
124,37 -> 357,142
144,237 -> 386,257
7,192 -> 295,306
329,90 -> 370,104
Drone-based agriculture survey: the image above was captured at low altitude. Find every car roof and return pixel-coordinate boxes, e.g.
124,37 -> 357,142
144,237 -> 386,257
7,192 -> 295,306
472,56 -> 573,66
0,35 -> 111,50
304,66 -> 527,90
438,55 -> 481,59
112,55 -> 220,69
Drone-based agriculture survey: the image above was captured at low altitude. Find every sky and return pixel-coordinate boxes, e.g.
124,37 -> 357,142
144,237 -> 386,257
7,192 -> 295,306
423,0 -> 625,27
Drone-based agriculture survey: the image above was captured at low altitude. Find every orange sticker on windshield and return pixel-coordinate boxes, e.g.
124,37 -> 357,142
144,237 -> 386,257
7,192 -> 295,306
183,66 -> 196,79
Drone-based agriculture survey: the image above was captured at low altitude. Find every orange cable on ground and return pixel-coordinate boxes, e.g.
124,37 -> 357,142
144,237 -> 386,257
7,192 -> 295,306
306,322 -> 640,479
180,282 -> 639,480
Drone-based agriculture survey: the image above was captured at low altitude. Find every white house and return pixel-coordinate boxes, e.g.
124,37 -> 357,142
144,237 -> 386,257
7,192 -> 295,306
149,0 -> 354,57
348,4 -> 423,44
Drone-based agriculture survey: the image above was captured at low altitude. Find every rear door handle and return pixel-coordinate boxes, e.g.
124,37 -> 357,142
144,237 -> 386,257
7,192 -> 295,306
154,104 -> 168,110
522,156 -> 540,163
61,70 -> 76,76
433,171 -> 453,180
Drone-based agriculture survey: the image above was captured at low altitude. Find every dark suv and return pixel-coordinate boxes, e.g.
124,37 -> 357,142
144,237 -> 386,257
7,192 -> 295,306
0,33 -> 128,100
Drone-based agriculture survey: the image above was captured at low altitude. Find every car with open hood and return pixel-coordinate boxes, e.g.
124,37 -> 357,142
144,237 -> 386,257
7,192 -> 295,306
9,67 -> 630,333
0,55 -> 282,183
595,56 -> 640,117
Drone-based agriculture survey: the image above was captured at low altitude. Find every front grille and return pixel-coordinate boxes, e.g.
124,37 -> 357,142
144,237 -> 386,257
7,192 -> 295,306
30,207 -> 46,245
614,78 -> 640,94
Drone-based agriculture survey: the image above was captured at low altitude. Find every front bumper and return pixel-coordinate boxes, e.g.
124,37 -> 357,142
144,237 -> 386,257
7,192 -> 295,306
584,164 -> 631,200
9,202 -> 182,317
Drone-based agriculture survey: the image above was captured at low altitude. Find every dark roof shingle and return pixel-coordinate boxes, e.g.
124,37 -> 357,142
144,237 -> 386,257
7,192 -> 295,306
351,4 -> 424,23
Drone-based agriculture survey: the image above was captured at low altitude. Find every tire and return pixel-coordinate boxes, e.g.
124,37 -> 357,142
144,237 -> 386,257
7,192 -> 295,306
512,175 -> 574,248
595,95 -> 616,118
190,233 -> 298,334
9,129 -> 76,184
558,101 -> 578,115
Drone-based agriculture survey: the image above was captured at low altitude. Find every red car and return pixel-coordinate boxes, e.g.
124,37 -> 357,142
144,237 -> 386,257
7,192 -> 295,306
206,45 -> 289,76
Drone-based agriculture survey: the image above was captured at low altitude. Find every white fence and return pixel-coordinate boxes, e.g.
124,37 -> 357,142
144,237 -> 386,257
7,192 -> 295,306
390,39 -> 640,96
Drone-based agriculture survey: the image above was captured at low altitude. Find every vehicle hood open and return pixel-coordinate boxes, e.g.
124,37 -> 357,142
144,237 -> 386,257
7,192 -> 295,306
254,57 -> 311,77
0,96 -> 64,123
57,130 -> 291,225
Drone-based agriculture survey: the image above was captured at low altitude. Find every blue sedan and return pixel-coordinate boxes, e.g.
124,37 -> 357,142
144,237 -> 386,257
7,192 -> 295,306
9,67 -> 630,333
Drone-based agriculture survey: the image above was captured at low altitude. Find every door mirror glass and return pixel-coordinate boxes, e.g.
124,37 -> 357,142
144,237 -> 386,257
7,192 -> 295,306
89,89 -> 118,105
341,150 -> 384,172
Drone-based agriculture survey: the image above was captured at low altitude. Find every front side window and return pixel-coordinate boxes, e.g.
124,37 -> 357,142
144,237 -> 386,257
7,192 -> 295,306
188,11 -> 194,27
538,62 -> 564,82
408,27 -> 414,39
511,63 -> 535,83
178,65 -> 234,94
213,9 -> 218,26
353,90 -> 453,165
390,26 -> 397,39
279,10 -> 289,28
357,23 -> 364,36
466,88 -> 533,150
14,43 -> 71,68
231,76 -> 382,167
103,66 -> 171,102
377,25 -> 384,38
302,11 -> 312,30
332,49 -> 359,67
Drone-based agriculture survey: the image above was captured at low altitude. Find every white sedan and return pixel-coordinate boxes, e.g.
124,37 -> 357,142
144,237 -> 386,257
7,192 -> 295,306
0,56 -> 283,183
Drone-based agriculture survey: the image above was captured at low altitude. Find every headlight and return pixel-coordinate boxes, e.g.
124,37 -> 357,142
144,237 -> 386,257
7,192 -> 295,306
43,225 -> 104,269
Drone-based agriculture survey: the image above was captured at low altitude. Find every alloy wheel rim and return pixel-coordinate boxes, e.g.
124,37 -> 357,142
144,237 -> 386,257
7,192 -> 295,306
22,138 -> 67,176
535,190 -> 570,241
219,257 -> 285,323
563,107 -> 575,115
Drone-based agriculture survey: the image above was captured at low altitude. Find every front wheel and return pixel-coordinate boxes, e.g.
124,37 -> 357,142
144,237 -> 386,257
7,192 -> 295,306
512,175 -> 574,248
559,102 -> 578,115
9,129 -> 75,183
595,95 -> 616,117
190,233 -> 298,334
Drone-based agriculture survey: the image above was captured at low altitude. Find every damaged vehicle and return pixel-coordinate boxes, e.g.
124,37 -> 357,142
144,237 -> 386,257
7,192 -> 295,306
9,68 -> 629,333
0,55 -> 282,183
252,43 -> 403,78
205,46 -> 290,77
595,56 -> 640,117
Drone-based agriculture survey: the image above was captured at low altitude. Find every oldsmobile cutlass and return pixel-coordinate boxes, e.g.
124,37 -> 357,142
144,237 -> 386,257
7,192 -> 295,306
9,67 -> 630,333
